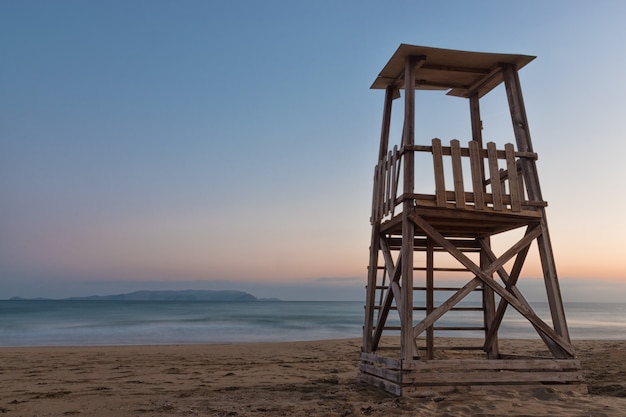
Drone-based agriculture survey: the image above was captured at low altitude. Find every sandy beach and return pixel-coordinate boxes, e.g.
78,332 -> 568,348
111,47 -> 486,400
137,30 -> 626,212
1,338 -> 625,416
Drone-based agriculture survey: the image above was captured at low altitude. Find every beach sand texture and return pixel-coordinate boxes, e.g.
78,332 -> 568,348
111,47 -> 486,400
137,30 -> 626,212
1,338 -> 625,416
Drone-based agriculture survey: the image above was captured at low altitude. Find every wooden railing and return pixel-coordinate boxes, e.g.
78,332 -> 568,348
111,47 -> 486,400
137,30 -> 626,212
371,145 -> 402,224
371,138 -> 544,224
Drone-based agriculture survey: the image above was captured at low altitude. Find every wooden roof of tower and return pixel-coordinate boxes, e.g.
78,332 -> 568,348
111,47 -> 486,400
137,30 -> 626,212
370,44 -> 535,98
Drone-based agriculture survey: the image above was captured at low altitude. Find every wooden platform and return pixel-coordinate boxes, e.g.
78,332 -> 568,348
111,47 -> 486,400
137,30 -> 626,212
381,202 -> 542,238
359,352 -> 586,397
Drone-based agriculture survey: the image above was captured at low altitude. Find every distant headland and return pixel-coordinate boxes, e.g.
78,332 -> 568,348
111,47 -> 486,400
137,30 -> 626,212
9,290 -> 280,302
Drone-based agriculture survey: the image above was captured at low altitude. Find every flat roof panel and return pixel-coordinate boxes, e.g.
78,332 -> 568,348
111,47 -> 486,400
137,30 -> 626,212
371,44 -> 535,98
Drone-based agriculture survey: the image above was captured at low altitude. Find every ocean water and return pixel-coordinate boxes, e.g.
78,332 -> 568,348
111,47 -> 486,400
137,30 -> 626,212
0,300 -> 624,347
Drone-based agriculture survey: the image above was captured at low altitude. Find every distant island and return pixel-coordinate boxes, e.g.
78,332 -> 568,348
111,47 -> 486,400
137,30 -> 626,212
10,290 -> 280,302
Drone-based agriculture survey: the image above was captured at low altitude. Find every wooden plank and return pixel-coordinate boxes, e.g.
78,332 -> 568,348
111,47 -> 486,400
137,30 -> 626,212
479,237 -> 499,359
505,143 -> 521,211
487,142 -> 503,210
469,94 -> 483,145
360,352 -> 402,369
450,139 -> 465,208
426,239 -> 434,359
359,362 -> 403,383
468,140 -> 485,209
433,326 -> 485,331
401,54 -> 418,361
414,286 -> 483,291
358,372 -> 402,396
517,162 -> 526,204
374,164 -> 383,221
371,167 -> 379,224
377,85 -> 395,162
413,201 -> 542,220
390,146 -> 400,216
405,143 -> 537,160
402,358 -> 582,371
383,151 -> 392,216
364,224 -> 381,351
413,190 -> 545,209
432,138 -> 446,206
402,370 -> 584,385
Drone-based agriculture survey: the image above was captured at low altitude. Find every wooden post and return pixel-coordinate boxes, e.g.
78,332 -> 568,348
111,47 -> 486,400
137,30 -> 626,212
401,55 -> 419,360
471,93 -> 497,357
426,239 -> 434,359
480,237 -> 499,359
502,64 -> 571,344
363,85 -> 396,353
469,94 -> 483,146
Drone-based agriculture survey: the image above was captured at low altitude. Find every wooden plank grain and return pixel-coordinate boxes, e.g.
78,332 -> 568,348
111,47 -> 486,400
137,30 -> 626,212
450,139 -> 465,208
402,358 -> 582,371
468,140 -> 485,209
432,138 -> 446,207
505,143 -> 521,211
358,372 -> 402,396
359,362 -> 403,383
402,370 -> 584,385
487,142 -> 503,210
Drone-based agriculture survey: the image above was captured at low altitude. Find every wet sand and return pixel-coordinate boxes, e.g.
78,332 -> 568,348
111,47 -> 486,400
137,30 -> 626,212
1,338 -> 625,416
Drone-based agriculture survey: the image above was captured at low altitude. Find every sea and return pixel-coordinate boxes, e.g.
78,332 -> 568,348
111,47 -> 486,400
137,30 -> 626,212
1,300 -> 625,347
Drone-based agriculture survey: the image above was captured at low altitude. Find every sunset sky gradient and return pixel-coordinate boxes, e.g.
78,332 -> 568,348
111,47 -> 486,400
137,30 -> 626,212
2,1 -> 625,300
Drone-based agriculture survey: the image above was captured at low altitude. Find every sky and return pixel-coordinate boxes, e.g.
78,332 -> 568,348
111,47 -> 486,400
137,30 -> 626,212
1,1 -> 625,301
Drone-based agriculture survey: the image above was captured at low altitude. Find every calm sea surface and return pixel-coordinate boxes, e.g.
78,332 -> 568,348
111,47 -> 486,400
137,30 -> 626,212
0,300 -> 624,347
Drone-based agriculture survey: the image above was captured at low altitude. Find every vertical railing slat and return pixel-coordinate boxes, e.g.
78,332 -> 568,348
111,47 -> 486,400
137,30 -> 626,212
391,146 -> 400,216
505,143 -> 521,212
384,150 -> 392,215
371,167 -> 379,224
450,139 -> 465,208
517,161 -> 525,206
432,138 -> 446,207
487,142 -> 503,211
469,140 -> 485,210
377,163 -> 385,219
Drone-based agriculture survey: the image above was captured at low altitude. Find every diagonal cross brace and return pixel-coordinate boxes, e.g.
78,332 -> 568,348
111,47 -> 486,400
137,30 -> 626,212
371,236 -> 403,351
408,212 -> 574,358
478,239 -> 567,357
480,236 -> 531,347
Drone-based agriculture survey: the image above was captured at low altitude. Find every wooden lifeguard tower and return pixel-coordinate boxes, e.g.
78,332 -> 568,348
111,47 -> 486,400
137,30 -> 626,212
360,44 -> 584,396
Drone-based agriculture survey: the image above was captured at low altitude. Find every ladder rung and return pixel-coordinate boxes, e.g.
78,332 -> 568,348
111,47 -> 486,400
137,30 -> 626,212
433,326 -> 485,331
373,306 -> 478,311
414,267 -> 469,272
432,346 -> 485,351
413,286 -> 484,292
369,285 -> 484,292
378,326 -> 401,331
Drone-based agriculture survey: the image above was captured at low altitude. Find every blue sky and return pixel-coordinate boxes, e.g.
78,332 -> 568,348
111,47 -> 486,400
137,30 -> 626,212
1,1 -> 625,300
